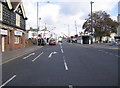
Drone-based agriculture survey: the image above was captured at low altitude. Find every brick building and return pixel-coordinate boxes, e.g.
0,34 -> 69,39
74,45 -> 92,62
0,0 -> 27,52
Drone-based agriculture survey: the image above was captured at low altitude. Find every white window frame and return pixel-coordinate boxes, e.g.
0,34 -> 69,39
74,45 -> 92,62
0,3 -> 3,21
16,14 -> 20,27
14,36 -> 20,44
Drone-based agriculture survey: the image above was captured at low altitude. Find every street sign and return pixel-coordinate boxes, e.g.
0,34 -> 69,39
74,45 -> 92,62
35,29 -> 39,32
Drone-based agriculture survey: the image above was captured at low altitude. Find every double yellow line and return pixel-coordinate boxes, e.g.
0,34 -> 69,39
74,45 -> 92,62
0,46 -> 43,65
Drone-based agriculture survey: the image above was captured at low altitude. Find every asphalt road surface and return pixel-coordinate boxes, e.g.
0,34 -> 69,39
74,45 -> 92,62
1,42 -> 119,87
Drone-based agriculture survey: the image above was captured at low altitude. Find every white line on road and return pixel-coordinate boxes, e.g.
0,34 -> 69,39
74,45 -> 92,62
98,50 -> 103,52
59,43 -> 62,49
61,45 -> 62,49
48,52 -> 53,58
0,75 -> 16,88
63,56 -> 68,71
32,52 -> 44,62
61,49 -> 64,53
23,53 -> 35,59
68,85 -> 73,88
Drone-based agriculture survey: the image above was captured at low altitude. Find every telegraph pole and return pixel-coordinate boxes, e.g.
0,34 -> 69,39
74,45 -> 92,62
68,24 -> 70,37
90,1 -> 94,35
75,21 -> 77,35
37,2 -> 39,30
118,1 -> 120,35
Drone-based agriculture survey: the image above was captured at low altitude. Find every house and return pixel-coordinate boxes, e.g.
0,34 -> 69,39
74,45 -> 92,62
0,0 -> 27,52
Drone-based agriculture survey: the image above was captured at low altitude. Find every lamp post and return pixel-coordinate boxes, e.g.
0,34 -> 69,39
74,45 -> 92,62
75,20 -> 77,35
90,1 -> 94,35
36,1 -> 50,45
37,1 -> 50,30
39,17 -> 41,30
68,24 -> 70,37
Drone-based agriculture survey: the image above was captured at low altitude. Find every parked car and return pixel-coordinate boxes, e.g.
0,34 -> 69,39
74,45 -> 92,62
49,38 -> 56,45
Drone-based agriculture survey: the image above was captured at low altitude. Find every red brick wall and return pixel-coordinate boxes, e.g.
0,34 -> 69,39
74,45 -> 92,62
1,24 -> 26,52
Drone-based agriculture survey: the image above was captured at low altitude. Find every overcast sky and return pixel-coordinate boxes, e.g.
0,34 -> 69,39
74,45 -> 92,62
22,0 -> 119,36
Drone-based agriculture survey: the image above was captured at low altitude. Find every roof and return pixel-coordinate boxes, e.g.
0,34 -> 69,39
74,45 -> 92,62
11,1 -> 20,9
4,0 -> 27,19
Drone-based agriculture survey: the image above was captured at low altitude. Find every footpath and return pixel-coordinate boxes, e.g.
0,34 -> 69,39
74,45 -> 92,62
1,45 -> 41,64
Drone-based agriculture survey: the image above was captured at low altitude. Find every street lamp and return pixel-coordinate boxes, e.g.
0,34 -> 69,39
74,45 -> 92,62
39,17 -> 41,30
37,1 -> 50,30
75,20 -> 78,35
36,1 -> 50,45
90,1 -> 94,35
68,24 -> 70,37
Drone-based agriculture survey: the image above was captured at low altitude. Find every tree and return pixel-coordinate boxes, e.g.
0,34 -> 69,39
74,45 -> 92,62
82,11 -> 118,42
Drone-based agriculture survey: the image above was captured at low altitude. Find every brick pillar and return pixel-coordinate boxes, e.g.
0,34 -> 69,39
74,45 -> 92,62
22,32 -> 25,48
11,30 -> 14,50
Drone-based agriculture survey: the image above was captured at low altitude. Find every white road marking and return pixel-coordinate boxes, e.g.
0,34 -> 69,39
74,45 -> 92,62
61,49 -> 64,53
63,56 -> 68,70
98,50 -> 102,51
59,43 -> 62,49
48,52 -> 58,58
32,52 -> 44,62
61,45 -> 62,49
48,52 -> 53,58
104,52 -> 108,54
23,53 -> 35,59
0,75 -> 16,88
115,55 -> 120,57
53,52 -> 57,54
69,85 -> 73,88
108,53 -> 114,55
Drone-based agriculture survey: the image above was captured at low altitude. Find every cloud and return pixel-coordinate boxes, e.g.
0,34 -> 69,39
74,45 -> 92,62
22,0 -> 119,36
111,16 -> 117,21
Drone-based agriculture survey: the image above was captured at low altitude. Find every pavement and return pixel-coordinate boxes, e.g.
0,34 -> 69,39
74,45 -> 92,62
1,45 -> 42,64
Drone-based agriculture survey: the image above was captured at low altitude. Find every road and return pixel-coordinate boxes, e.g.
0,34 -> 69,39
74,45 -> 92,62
1,42 -> 119,87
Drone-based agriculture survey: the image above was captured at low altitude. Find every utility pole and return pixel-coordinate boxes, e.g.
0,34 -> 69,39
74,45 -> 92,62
75,21 -> 77,35
37,2 -> 39,30
118,1 -> 120,35
90,1 -> 94,35
68,24 -> 70,37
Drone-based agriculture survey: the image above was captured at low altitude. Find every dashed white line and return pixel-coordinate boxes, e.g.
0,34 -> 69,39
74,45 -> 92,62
63,56 -> 68,71
98,50 -> 103,52
0,75 -> 16,88
61,46 -> 62,49
104,52 -> 108,54
108,53 -> 114,56
61,49 -> 64,53
59,43 -> 62,49
32,52 -> 44,62
48,52 -> 53,58
69,85 -> 73,88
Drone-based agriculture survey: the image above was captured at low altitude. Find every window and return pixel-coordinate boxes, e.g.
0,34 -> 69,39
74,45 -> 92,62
0,3 -> 2,21
14,36 -> 20,44
16,14 -> 20,26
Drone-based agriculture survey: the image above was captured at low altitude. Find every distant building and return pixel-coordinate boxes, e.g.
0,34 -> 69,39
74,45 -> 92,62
26,27 -> 57,40
0,0 -> 27,52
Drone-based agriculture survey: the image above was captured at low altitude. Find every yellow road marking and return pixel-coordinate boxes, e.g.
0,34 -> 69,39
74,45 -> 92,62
0,46 -> 42,65
108,48 -> 120,50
